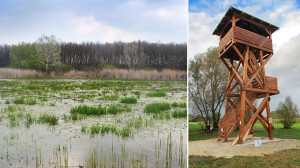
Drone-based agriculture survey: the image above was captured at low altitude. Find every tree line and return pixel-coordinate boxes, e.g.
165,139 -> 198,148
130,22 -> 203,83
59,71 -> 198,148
0,38 -> 186,72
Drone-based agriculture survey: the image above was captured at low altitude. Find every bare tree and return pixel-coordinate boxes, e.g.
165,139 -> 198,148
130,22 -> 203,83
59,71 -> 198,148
35,35 -> 61,73
189,47 -> 227,129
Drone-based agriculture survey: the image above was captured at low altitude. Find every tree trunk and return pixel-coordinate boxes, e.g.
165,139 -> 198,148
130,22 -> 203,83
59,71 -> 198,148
46,64 -> 48,74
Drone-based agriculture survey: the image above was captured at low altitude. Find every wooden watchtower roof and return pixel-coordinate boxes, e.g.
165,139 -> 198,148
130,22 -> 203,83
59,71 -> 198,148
213,6 -> 279,60
213,7 -> 280,145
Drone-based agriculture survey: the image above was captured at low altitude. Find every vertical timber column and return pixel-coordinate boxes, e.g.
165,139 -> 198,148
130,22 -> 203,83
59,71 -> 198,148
239,46 -> 249,143
259,49 -> 274,140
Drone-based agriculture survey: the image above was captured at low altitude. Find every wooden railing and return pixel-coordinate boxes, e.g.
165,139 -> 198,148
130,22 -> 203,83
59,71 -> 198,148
219,26 -> 273,54
219,28 -> 233,53
266,76 -> 278,90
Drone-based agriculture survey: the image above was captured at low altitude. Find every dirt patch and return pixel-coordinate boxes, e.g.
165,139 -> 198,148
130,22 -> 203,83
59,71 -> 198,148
189,137 -> 300,158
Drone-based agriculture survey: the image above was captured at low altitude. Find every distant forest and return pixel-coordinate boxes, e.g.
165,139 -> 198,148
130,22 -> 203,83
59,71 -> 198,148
0,41 -> 187,71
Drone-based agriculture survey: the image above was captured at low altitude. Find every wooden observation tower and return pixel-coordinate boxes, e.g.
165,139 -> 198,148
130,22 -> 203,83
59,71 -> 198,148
213,7 -> 280,145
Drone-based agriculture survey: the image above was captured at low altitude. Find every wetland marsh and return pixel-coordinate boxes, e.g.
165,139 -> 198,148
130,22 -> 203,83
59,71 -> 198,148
0,78 -> 187,167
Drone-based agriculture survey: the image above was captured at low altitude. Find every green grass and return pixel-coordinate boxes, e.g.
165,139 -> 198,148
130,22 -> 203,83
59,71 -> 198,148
70,105 -> 106,116
38,114 -> 59,125
121,126 -> 132,137
144,102 -> 170,113
49,102 -> 55,106
81,126 -> 87,132
26,98 -> 37,105
131,91 -> 141,98
7,105 -> 16,112
179,102 -> 186,108
25,113 -> 34,127
13,97 -> 25,104
110,125 -> 118,134
172,109 -> 187,118
127,115 -> 143,128
172,102 -> 186,108
171,102 -> 179,107
99,94 -> 119,101
120,97 -> 137,104
189,148 -> 300,168
165,112 -> 171,119
107,104 -> 131,114
189,122 -> 300,141
101,125 -> 110,133
146,91 -> 166,97
90,125 -> 100,135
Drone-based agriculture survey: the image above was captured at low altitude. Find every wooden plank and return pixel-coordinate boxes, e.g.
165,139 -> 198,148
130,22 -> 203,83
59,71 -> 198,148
233,26 -> 272,50
243,87 -> 279,94
234,39 -> 273,53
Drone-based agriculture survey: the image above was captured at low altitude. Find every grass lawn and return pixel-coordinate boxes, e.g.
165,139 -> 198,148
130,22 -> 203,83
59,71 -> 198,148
189,121 -> 300,141
189,121 -> 300,167
189,148 -> 300,168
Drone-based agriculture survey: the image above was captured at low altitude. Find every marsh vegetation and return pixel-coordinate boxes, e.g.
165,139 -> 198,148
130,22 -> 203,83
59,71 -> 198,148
0,78 -> 187,167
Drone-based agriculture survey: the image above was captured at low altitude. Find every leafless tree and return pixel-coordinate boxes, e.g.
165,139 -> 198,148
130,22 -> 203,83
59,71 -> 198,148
189,47 -> 227,129
35,35 -> 61,73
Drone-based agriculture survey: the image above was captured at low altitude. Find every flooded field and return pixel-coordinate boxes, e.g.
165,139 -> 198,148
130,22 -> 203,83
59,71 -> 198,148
0,78 -> 187,167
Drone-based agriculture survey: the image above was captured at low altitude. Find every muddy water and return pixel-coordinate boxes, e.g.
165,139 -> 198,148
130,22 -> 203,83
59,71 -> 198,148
0,79 -> 187,167
0,118 -> 186,167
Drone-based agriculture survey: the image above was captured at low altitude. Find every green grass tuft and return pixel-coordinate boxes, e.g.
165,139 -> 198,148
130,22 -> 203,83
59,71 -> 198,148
99,94 -> 119,101
90,125 -> 100,135
120,97 -> 137,104
107,104 -> 131,114
81,126 -> 87,132
7,105 -> 16,112
147,91 -> 166,97
172,109 -> 187,118
121,126 -> 132,137
26,98 -> 37,105
144,102 -> 170,113
70,105 -> 106,116
38,114 -> 58,125
101,125 -> 111,133
14,97 -> 25,104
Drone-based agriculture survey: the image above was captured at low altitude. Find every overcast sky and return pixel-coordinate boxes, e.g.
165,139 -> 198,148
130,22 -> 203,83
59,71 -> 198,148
0,0 -> 187,44
189,0 -> 300,111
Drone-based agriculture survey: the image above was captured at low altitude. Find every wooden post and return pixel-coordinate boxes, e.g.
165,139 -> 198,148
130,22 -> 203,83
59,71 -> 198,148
238,46 -> 249,143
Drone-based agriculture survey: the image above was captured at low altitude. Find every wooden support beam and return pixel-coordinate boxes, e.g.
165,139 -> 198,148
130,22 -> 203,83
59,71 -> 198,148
245,53 -> 273,87
228,98 -> 236,107
241,94 -> 269,141
265,97 -> 274,140
259,50 -> 266,89
232,45 -> 245,62
227,94 -> 240,97
230,81 -> 239,92
226,59 -> 241,92
221,57 -> 243,86
238,46 -> 249,144
243,87 -> 279,94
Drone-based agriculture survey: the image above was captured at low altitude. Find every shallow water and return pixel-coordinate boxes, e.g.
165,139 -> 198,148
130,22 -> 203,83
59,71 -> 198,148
0,79 -> 187,167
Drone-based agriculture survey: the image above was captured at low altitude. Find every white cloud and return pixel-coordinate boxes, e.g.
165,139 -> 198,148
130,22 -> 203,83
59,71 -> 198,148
68,16 -> 138,42
188,12 -> 220,60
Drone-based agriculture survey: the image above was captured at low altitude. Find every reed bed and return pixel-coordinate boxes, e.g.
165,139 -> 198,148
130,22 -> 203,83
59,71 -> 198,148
0,68 -> 186,80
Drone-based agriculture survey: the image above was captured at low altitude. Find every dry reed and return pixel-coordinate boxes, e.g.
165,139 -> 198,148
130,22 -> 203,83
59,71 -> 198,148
0,68 -> 186,80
